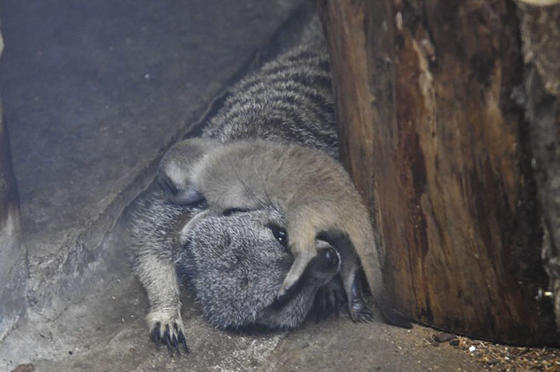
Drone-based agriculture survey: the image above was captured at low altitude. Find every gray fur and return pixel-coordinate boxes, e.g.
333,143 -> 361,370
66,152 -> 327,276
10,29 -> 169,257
202,33 -> 338,157
130,190 -> 341,334
130,190 -> 192,347
159,138 -> 378,323
130,17 -> 404,353
176,206 -> 340,329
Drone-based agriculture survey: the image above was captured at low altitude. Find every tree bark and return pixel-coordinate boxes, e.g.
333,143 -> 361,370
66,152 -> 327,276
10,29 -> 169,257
517,1 -> 560,336
319,0 -> 558,345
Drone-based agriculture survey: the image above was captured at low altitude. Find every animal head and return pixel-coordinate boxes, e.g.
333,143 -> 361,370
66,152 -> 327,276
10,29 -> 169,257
176,208 -> 340,329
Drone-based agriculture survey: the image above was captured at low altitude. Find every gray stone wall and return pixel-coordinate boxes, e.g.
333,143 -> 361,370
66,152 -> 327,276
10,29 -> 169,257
0,27 -> 26,342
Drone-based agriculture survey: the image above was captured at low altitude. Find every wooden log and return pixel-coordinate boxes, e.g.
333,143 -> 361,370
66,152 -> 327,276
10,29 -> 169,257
318,0 -> 558,345
517,1 -> 560,334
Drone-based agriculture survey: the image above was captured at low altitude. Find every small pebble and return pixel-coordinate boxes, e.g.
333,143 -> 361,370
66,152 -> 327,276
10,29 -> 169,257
449,339 -> 460,346
469,346 -> 476,352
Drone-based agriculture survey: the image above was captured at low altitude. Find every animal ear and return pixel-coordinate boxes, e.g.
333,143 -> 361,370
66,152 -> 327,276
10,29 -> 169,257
157,171 -> 179,196
158,138 -> 218,205
157,171 -> 205,205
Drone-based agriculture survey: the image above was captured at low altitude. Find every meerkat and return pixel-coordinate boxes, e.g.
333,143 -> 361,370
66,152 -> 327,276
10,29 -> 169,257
159,137 -> 382,324
130,189 -> 344,353
132,14 -> 410,353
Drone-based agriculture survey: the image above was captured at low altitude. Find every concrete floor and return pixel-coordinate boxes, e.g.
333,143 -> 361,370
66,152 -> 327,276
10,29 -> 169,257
0,0 -> 478,370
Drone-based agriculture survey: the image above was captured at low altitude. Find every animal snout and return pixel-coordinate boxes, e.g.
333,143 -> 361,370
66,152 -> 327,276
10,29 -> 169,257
311,245 -> 341,280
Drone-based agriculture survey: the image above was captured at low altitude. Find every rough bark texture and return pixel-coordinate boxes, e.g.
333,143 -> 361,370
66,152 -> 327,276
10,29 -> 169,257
319,0 -> 558,345
517,1 -> 560,333
0,27 -> 26,341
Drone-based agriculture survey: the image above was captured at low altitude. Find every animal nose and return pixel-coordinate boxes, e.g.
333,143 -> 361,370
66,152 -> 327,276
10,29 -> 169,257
324,247 -> 339,268
315,246 -> 341,277
296,245 -> 341,290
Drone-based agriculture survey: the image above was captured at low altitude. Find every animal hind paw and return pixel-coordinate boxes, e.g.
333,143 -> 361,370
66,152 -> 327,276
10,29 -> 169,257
147,310 -> 189,355
349,300 -> 375,323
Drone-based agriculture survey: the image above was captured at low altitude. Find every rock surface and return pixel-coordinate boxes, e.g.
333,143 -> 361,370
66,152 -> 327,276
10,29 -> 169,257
0,0 -> 304,322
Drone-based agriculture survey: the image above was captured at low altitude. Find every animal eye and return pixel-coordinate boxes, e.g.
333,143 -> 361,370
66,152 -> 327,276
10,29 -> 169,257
268,224 -> 288,247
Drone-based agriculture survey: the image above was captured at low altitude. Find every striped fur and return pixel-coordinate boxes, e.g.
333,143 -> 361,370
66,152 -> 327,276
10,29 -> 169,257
130,17 -> 406,355
202,39 -> 338,157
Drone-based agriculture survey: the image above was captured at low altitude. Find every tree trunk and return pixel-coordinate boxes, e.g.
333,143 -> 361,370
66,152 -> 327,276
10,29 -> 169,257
517,0 -> 560,337
318,0 -> 559,345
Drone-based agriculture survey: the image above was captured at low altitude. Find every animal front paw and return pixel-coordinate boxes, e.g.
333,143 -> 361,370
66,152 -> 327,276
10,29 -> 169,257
349,296 -> 375,323
147,310 -> 189,354
349,278 -> 374,323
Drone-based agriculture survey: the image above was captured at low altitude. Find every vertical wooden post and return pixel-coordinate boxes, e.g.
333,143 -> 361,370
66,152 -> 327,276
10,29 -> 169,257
517,1 -> 560,333
319,0 -> 558,345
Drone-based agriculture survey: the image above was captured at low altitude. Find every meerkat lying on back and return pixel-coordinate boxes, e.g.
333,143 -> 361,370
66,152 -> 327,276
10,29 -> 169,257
159,137 -> 377,322
131,193 -> 344,353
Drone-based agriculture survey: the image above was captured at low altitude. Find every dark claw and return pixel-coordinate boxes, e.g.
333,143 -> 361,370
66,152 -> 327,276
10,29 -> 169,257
178,330 -> 189,353
171,334 -> 178,350
171,324 -> 179,351
150,321 -> 189,355
350,302 -> 374,322
150,322 -> 162,345
359,308 -> 374,323
349,296 -> 375,323
163,325 -> 173,355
